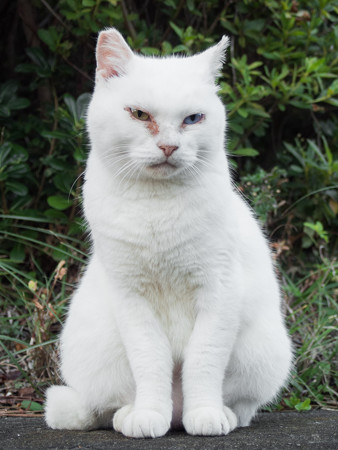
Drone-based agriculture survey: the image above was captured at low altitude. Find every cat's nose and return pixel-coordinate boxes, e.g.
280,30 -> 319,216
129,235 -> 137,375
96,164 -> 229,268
158,144 -> 178,158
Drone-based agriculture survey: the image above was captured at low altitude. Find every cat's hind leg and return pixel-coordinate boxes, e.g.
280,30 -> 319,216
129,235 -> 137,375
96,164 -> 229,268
45,385 -> 98,430
223,319 -> 292,427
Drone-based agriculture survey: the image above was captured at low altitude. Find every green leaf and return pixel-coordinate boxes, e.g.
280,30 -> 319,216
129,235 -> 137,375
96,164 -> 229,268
170,22 -> 184,39
237,108 -> 249,118
63,93 -> 90,124
187,0 -> 194,12
140,47 -> 160,56
305,57 -> 325,74
47,195 -> 73,210
172,44 -> 189,53
38,28 -> 58,52
53,173 -> 74,194
325,98 -> 338,107
21,400 -> 44,412
162,41 -> 172,55
0,105 -> 10,117
10,243 -> 25,262
43,209 -> 68,220
248,61 -> 263,70
7,98 -> 30,111
26,47 -> 50,70
295,398 -> 312,411
73,146 -> 85,162
228,122 -> 244,134
46,157 -> 70,171
243,19 -> 265,32
0,80 -> 18,102
52,243 -> 71,261
63,94 -> 77,122
232,148 -> 259,157
41,130 -> 70,140
0,142 -> 13,166
304,221 -> 329,243
6,181 -> 28,196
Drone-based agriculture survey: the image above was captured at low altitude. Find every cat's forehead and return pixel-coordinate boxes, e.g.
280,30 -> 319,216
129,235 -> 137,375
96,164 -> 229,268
131,54 -> 208,85
114,55 -> 217,112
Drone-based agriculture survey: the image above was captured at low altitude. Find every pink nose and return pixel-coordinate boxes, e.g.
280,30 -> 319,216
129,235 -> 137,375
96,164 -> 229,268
158,145 -> 178,157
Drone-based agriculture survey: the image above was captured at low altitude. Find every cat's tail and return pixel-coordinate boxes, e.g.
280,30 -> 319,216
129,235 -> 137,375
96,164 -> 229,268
45,385 -> 97,430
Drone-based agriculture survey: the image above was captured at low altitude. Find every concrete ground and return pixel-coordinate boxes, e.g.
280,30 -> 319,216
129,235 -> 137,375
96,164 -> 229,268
1,410 -> 337,450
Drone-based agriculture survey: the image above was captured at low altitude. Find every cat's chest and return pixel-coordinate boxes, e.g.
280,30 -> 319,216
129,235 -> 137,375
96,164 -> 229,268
90,189 -> 208,313
91,191 -> 210,275
92,195 -> 201,358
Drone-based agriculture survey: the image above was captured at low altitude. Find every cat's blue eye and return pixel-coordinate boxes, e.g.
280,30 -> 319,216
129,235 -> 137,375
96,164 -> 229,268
183,113 -> 205,125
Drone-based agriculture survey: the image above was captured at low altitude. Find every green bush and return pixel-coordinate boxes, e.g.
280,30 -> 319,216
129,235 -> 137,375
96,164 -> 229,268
0,0 -> 337,411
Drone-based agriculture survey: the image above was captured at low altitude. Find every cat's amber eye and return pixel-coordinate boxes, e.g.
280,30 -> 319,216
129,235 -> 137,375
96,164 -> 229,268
130,108 -> 150,121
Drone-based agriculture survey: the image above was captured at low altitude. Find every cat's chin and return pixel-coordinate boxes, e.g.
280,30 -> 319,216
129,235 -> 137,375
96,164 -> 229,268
145,161 -> 182,179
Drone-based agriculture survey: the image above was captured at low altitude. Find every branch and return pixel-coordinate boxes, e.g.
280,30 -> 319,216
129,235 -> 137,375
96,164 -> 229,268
120,0 -> 137,41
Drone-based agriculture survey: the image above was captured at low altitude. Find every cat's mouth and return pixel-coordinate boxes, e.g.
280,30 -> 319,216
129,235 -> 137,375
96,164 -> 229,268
146,160 -> 182,179
149,161 -> 177,170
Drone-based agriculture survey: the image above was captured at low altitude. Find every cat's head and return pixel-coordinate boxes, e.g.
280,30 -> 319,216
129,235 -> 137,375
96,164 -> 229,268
87,28 -> 229,183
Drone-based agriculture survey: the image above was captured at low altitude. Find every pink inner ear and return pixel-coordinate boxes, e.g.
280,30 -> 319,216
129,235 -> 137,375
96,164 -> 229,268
96,31 -> 132,79
97,41 -> 119,78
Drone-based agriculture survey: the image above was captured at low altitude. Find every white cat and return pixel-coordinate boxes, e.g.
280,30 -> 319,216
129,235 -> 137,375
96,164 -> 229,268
45,28 -> 292,439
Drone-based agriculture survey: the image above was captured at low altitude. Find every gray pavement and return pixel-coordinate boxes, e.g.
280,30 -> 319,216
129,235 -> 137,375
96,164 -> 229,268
1,410 -> 337,449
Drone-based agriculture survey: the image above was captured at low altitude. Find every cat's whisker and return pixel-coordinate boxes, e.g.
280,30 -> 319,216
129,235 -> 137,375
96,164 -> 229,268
101,149 -> 129,161
114,160 -> 137,180
100,146 -> 131,160
192,167 -> 205,188
182,163 -> 204,188
102,156 -> 130,168
101,154 -> 134,172
68,171 -> 85,201
117,160 -> 140,188
196,156 -> 215,173
134,163 -> 146,184
129,163 -> 143,185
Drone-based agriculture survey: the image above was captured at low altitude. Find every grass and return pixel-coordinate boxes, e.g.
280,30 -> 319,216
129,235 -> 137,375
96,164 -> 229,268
281,260 -> 338,411
0,216 -> 337,416
0,215 -> 87,415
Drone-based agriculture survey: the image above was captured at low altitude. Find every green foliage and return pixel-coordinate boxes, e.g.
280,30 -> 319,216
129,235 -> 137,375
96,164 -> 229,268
21,400 -> 44,412
0,0 -> 337,411
283,261 -> 337,409
284,395 -> 312,411
240,166 -> 288,225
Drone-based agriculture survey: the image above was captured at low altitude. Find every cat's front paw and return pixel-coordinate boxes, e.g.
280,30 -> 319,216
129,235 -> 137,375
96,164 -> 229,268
183,406 -> 237,436
113,404 -> 133,433
113,405 -> 170,438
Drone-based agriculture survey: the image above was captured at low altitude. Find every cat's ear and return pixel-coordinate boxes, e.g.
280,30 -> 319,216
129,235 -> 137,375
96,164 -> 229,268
198,36 -> 230,81
96,28 -> 134,80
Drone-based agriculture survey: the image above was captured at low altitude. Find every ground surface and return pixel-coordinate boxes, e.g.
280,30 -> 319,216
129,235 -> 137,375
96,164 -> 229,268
1,410 -> 337,449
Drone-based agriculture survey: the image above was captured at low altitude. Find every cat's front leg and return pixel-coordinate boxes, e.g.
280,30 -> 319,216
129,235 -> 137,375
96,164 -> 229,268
182,284 -> 239,436
111,288 -> 173,438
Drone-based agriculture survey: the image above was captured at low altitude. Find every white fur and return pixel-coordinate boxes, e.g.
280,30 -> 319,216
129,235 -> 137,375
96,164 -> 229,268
45,28 -> 292,438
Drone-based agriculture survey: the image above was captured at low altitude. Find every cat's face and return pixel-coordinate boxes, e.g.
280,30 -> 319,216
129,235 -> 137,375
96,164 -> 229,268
87,29 -> 229,182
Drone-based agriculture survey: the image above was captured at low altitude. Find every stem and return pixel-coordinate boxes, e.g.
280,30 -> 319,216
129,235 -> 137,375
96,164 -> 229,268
120,0 -> 137,41
40,0 -> 95,51
0,181 -> 8,214
62,55 -> 91,82
160,0 -> 186,44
